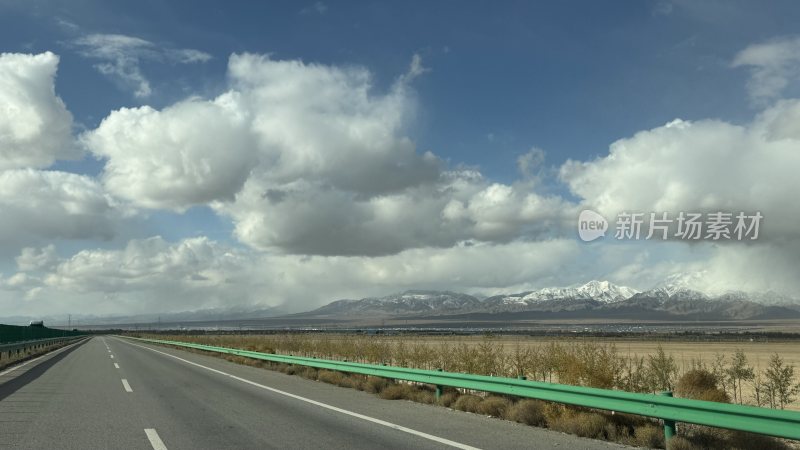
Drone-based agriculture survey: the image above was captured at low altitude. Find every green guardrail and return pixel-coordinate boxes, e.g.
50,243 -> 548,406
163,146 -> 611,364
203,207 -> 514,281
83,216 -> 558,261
125,337 -> 800,443
0,324 -> 83,344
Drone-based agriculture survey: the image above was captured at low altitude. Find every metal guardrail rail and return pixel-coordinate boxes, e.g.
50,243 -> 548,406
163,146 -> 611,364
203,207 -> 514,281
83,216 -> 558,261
0,336 -> 85,362
126,337 -> 800,442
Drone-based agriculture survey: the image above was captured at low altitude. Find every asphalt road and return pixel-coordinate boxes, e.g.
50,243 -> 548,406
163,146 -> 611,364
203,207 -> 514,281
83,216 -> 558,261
0,337 -> 634,450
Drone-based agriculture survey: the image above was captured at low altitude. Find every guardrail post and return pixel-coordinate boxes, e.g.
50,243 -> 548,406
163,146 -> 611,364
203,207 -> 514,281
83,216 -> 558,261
518,375 -> 526,380
659,391 -> 676,442
435,368 -> 444,401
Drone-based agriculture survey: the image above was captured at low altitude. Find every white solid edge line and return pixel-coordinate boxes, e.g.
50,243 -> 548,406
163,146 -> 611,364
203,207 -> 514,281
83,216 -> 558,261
0,339 -> 84,377
120,339 -> 480,450
122,378 -> 133,392
114,363 -> 120,369
145,428 -> 168,450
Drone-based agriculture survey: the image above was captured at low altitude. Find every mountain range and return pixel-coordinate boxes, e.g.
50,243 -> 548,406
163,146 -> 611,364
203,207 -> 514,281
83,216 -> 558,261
300,280 -> 800,321
6,279 -> 800,327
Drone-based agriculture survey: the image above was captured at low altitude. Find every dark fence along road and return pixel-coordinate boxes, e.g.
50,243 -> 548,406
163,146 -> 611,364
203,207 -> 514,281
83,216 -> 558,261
0,336 -> 627,450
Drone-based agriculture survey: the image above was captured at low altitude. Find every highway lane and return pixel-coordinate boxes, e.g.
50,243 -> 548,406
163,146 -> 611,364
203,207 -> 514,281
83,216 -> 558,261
0,336 -> 632,449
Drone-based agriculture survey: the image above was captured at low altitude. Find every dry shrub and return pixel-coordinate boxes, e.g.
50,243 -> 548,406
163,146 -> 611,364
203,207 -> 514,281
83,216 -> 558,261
453,394 -> 483,413
411,389 -> 436,404
338,374 -> 363,390
282,365 -> 298,375
675,369 -> 729,403
505,399 -> 546,426
364,377 -> 391,394
542,402 -> 567,423
476,396 -> 511,417
726,431 -> 789,450
547,411 -> 610,439
299,367 -> 318,380
350,375 -> 367,391
667,436 -> 698,450
380,384 -> 415,400
317,370 -> 345,385
438,391 -> 460,408
317,370 -> 361,389
631,424 -> 664,448
675,426 -> 790,450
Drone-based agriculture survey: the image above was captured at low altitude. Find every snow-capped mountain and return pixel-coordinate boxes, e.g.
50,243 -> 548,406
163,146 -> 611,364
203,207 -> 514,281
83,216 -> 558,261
640,272 -> 711,301
487,280 -> 639,307
637,286 -> 710,302
301,277 -> 800,321
638,271 -> 798,305
308,290 -> 482,317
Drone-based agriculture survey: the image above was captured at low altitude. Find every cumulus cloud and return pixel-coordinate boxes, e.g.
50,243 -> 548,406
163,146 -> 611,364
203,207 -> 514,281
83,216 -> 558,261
42,237 -> 252,295
560,100 -> 800,242
0,169 -> 123,246
86,53 -> 571,255
694,241 -> 800,295
1,236 -> 579,315
0,52 -> 76,169
83,93 -> 257,210
560,99 -> 800,295
222,169 -> 574,255
2,237 -> 257,314
16,244 -> 59,271
225,53 -> 439,194
74,33 -> 211,98
733,36 -> 800,105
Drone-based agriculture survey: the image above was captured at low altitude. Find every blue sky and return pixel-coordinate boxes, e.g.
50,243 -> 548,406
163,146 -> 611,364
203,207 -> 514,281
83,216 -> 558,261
1,1 -> 800,317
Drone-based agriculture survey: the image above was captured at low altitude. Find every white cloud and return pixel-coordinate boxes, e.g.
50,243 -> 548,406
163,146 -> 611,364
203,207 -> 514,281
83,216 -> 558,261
695,242 -> 800,295
83,93 -> 256,210
86,53 -> 571,255
517,147 -> 546,179
1,236 -> 579,315
560,100 -> 800,242
0,169 -> 123,246
74,33 -> 212,98
398,53 -> 428,84
225,53 -> 439,194
0,52 -> 77,169
170,48 -> 213,64
16,244 -> 58,271
222,170 -> 574,256
560,99 -> 800,296
733,36 -> 800,105
43,237 -> 251,294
